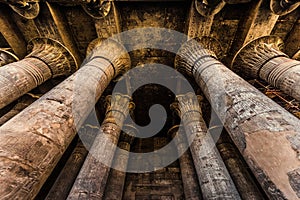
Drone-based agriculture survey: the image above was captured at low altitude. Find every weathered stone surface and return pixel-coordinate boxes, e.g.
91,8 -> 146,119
216,130 -> 265,200
45,125 -> 98,200
0,39 -> 130,200
67,94 -> 133,200
175,36 -> 300,200
0,38 -> 77,109
172,93 -> 241,200
232,35 -> 300,101
103,125 -> 137,200
226,0 -> 279,65
168,125 -> 202,200
0,94 -> 37,126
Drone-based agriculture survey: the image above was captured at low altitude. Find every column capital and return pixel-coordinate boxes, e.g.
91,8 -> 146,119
175,36 -> 223,77
270,0 -> 300,15
86,38 -> 131,78
171,93 -> 203,126
82,0 -> 111,19
104,93 -> 135,127
8,1 -> 40,19
232,35 -> 288,79
0,49 -> 18,67
27,37 -> 78,77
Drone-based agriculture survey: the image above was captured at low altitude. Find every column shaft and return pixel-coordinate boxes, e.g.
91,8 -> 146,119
67,94 -> 133,200
0,94 -> 37,126
232,36 -> 300,101
175,37 -> 300,199
0,38 -> 77,109
0,38 -> 130,199
168,126 -> 202,200
103,125 -> 136,200
0,8 -> 27,57
45,125 -> 99,200
172,94 -> 241,200
216,129 -> 265,200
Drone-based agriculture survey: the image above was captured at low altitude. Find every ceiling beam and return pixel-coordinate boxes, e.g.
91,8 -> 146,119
94,2 -> 121,39
46,2 -> 83,64
226,0 -> 279,64
284,18 -> 300,57
186,0 -> 214,39
0,6 -> 27,58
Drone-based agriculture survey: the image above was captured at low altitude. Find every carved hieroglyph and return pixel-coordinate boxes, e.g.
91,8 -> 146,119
171,93 -> 241,200
232,35 -> 300,101
175,36 -> 300,199
0,38 -> 77,109
0,38 -> 130,200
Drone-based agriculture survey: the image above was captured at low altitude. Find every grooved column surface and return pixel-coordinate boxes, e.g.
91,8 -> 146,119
0,39 -> 130,200
175,37 -> 300,200
173,94 -> 241,200
0,38 -> 77,109
232,36 -> 300,101
67,94 -> 132,200
168,126 -> 202,200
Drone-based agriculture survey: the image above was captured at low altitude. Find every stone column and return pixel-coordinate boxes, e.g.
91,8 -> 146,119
45,125 -> 99,200
0,38 -> 78,109
232,35 -> 300,101
0,94 -> 37,126
0,49 -> 18,67
175,36 -> 300,199
67,94 -> 134,200
103,124 -> 137,200
171,93 -> 241,200
167,125 -> 202,200
0,38 -> 130,199
215,127 -> 265,200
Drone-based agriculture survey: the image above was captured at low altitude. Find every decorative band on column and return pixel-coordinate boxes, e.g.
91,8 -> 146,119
174,36 -> 300,199
103,93 -> 135,140
270,0 -> 300,15
175,36 -> 223,77
232,35 -> 300,101
27,37 -> 78,77
0,49 -> 18,67
0,38 -> 130,199
232,36 -> 287,79
86,38 -> 131,78
0,37 -> 77,109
